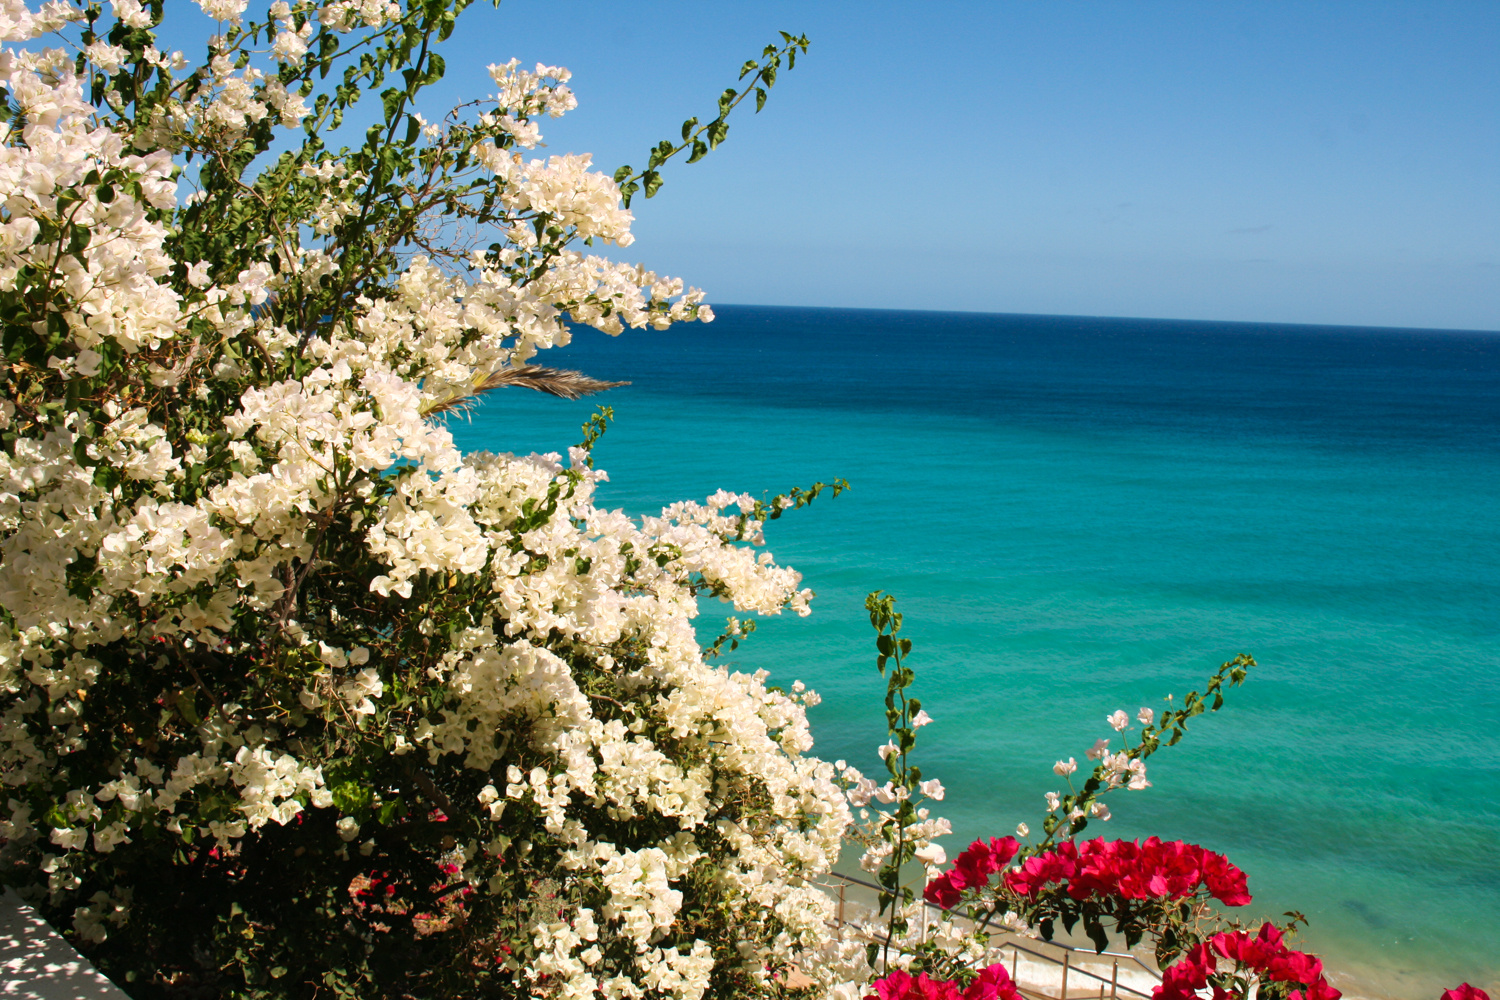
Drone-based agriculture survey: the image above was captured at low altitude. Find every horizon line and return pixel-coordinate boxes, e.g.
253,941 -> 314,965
703,302 -> 1500,338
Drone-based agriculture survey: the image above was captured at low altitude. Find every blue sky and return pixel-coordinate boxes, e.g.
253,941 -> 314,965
424,1 -> 1499,331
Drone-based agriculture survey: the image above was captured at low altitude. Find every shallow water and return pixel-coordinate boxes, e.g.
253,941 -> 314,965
452,306 -> 1500,997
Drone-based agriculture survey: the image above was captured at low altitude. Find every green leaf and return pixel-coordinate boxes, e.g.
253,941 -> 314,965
647,140 -> 675,170
1084,916 -> 1110,953
330,781 -> 373,814
174,690 -> 201,726
380,87 -> 402,124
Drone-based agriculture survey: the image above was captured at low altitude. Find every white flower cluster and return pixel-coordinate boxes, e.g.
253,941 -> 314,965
486,58 -> 576,148
480,148 -> 637,246
838,755 -> 952,881
1042,707 -> 1156,824
0,0 -> 81,40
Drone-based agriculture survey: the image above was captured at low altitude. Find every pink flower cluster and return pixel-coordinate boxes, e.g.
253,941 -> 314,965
916,833 -> 1490,1000
1441,988 -> 1490,1000
1001,837 -> 1251,907
867,964 -> 1021,1000
1157,923 -> 1339,1000
923,837 -> 1020,910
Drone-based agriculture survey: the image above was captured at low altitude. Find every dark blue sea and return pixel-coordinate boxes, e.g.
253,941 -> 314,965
451,306 -> 1500,998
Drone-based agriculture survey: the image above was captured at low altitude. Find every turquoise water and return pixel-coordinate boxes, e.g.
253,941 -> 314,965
451,307 -> 1500,998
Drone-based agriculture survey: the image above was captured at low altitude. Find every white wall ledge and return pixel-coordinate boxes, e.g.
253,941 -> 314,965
0,889 -> 130,999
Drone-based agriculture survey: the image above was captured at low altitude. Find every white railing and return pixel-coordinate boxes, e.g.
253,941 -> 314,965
813,871 -> 1163,1000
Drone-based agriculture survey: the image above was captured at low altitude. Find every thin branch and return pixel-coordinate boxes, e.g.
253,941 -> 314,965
406,766 -> 455,817
422,364 -> 629,417
176,642 -> 230,721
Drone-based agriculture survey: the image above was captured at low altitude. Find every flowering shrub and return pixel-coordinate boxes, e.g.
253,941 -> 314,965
883,657 -> 1493,1000
0,1 -> 855,996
